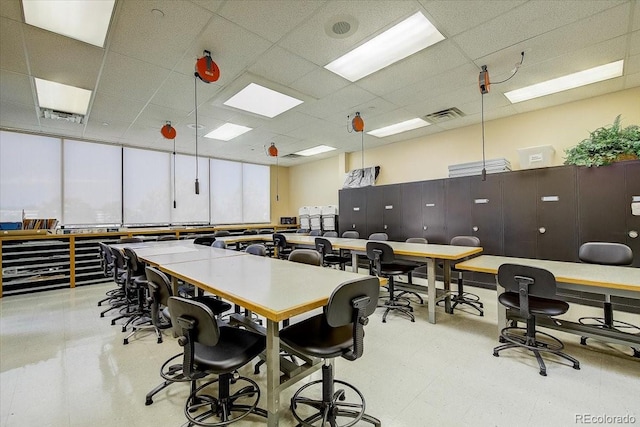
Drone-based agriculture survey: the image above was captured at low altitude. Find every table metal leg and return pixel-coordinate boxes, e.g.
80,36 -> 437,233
266,319 -> 281,427
427,259 -> 436,323
443,259 -> 451,314
351,252 -> 358,273
496,277 -> 507,336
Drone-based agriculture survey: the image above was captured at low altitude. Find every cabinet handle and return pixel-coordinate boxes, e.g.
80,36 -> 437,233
472,226 -> 479,232
352,224 -> 356,229
423,226 -> 427,230
629,230 -> 638,239
539,227 -> 546,234
384,225 -> 387,230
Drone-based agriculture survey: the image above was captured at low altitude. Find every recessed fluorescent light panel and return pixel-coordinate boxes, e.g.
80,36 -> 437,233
22,0 -> 115,47
504,60 -> 624,103
367,118 -> 430,138
294,145 -> 336,157
34,78 -> 92,115
223,83 -> 303,118
325,11 -> 445,82
204,123 -> 252,141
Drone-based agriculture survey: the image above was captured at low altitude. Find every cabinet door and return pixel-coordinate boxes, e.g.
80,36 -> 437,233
624,161 -> 640,266
503,169 -> 537,258
536,166 -> 578,261
339,188 -> 368,236
338,189 -> 352,236
445,176 -> 471,243
402,182 -> 424,239
578,163 -> 627,244
382,184 -> 404,241
470,173 -> 503,255
366,186 -> 384,237
422,179 -> 446,244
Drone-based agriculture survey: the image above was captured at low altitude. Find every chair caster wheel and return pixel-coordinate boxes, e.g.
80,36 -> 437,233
254,366 -> 261,375
633,348 -> 640,358
480,312 -> 484,317
539,371 -> 547,376
499,336 -> 506,343
580,337 -> 587,345
111,320 -> 116,325
121,326 -> 126,333
493,351 -> 499,357
410,318 -> 415,322
123,339 -> 128,345
100,313 -> 105,318
145,398 -> 153,406
157,338 -> 162,344
573,364 -> 580,370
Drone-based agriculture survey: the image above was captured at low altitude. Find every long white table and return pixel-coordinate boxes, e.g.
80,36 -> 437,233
296,237 -> 483,324
455,255 -> 640,349
157,254 -> 374,427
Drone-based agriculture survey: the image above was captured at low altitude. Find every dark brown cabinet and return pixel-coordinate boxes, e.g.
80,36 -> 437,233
625,162 -> 640,266
470,173 -> 503,255
338,187 -> 368,237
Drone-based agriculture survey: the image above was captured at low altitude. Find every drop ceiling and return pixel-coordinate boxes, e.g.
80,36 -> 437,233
1,0 -> 638,167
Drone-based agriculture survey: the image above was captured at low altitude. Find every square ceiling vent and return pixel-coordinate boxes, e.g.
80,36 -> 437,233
424,107 -> 465,124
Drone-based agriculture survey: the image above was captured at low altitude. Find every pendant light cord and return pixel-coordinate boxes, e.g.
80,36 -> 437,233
361,130 -> 364,178
481,92 -> 487,181
173,137 -> 176,208
194,76 -> 200,194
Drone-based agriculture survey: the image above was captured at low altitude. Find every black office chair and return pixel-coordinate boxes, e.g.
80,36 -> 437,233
309,229 -> 322,236
273,233 -> 293,259
442,236 -> 483,316
367,241 -> 416,323
315,237 -> 350,270
106,247 -> 138,325
157,235 -> 178,241
121,247 -> 152,344
242,229 -> 258,235
97,242 -> 119,308
193,235 -> 216,246
119,237 -> 143,243
493,263 -> 580,376
296,228 -> 310,234
368,232 -> 388,241
168,296 -> 267,426
212,240 -> 227,249
214,230 -> 231,237
577,242 -> 639,357
245,243 -> 267,257
288,248 -> 322,266
323,231 -> 338,237
144,267 -> 234,407
280,276 -> 381,427
394,237 -> 428,304
341,231 -> 359,239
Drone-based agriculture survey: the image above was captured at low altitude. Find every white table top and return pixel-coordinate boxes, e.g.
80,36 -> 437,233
141,247 -> 248,266
455,255 -> 640,293
159,255 -> 371,322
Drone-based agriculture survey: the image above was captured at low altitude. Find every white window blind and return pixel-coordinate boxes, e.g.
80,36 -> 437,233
210,158 -> 242,224
0,131 -> 61,222
63,139 -> 121,225
171,154 -> 209,224
242,163 -> 270,223
123,147 -> 171,225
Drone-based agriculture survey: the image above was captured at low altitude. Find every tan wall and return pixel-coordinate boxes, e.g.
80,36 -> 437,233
286,87 -> 640,208
270,164 -> 291,223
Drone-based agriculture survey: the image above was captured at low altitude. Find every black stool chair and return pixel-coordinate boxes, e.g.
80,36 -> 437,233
437,236 -> 483,316
280,276 -> 382,427
577,242 -> 639,357
366,241 -> 416,323
493,263 -> 580,376
315,237 -> 351,270
168,296 -> 267,426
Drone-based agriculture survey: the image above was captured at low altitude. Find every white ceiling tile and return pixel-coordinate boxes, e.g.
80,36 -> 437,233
630,30 -> 640,56
24,25 -> 104,89
289,67 -> 350,99
0,100 -> 39,127
109,0 -> 213,69
134,103 -> 192,129
88,92 -> 147,123
151,72 -> 222,114
218,0 -> 325,43
99,51 -> 171,101
0,70 -> 33,105
296,84 -> 377,119
0,18 -> 28,74
633,0 -> 640,31
83,119 -> 129,141
189,0 -> 225,13
248,46 -> 318,86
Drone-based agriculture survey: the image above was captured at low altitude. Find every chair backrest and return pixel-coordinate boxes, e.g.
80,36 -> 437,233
193,236 -> 216,246
342,231 -> 359,239
122,247 -> 145,277
157,235 -> 177,241
242,229 -> 258,235
450,235 -> 481,247
366,241 -> 395,264
315,237 -> 334,257
406,237 -> 428,244
98,242 -> 114,276
245,243 -> 267,256
212,240 -> 226,249
323,231 -> 338,237
498,264 -> 556,299
368,232 -> 388,241
288,249 -> 322,266
214,230 -> 231,237
146,266 -> 173,328
273,233 -> 288,249
324,276 -> 380,361
111,247 -> 127,272
258,228 -> 273,234
309,229 -> 322,236
296,229 -> 309,234
119,237 -> 143,243
579,242 -> 633,266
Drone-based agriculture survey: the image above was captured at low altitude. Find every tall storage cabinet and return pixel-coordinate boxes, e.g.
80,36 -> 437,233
366,185 -> 404,240
338,187 -> 368,237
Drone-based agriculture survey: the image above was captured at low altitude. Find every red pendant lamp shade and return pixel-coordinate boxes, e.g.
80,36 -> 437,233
161,122 -> 176,139
267,142 -> 278,157
195,50 -> 220,83
351,112 -> 364,132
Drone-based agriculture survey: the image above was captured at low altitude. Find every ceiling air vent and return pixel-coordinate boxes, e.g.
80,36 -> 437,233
424,107 -> 465,124
42,108 -> 84,124
282,153 -> 303,159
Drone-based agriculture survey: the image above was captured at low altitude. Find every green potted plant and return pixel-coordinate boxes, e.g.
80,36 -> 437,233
564,115 -> 640,167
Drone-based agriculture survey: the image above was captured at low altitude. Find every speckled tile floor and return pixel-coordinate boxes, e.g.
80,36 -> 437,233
1,279 -> 639,427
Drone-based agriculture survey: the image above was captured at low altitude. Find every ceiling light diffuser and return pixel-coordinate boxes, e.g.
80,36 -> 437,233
34,78 -> 92,115
367,118 -> 430,138
204,123 -> 252,141
294,145 -> 336,156
223,83 -> 303,118
504,60 -> 624,103
325,11 -> 445,82
22,0 -> 115,47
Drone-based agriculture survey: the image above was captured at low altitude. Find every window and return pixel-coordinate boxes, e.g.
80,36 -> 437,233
123,147 -> 171,225
171,154 -> 209,224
